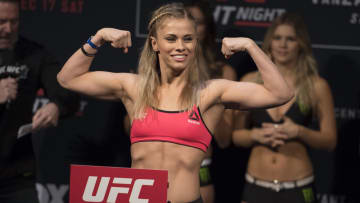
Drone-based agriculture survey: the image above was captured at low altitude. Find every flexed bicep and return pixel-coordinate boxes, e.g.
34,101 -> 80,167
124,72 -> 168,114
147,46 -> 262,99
57,28 -> 134,100
220,80 -> 285,110
64,72 -> 134,100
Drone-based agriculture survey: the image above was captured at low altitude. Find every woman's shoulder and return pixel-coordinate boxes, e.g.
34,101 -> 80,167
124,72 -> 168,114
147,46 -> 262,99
112,72 -> 140,91
115,72 -> 139,81
312,76 -> 332,95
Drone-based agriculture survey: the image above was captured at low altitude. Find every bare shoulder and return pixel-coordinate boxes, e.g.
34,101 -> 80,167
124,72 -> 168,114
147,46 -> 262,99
312,76 -> 334,104
200,79 -> 233,110
113,72 -> 139,98
202,78 -> 240,99
240,71 -> 258,82
116,72 -> 138,85
104,72 -> 137,89
201,78 -> 226,96
204,78 -> 232,89
313,76 -> 332,94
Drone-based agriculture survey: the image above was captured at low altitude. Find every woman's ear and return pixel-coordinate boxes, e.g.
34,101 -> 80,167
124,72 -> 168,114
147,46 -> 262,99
150,36 -> 159,52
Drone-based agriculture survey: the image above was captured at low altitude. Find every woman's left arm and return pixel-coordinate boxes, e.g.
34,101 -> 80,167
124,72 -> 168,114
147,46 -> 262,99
218,37 -> 294,109
296,77 -> 337,151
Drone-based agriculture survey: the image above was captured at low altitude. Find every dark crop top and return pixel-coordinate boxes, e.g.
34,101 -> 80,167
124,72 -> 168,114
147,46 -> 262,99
130,105 -> 213,152
249,102 -> 313,129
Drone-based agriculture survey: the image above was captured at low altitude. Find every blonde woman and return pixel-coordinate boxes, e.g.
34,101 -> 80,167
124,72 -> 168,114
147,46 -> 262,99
57,3 -> 293,203
233,13 -> 337,203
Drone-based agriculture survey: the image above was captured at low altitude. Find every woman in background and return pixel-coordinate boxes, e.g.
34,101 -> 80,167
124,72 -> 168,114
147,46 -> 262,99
233,12 -> 336,203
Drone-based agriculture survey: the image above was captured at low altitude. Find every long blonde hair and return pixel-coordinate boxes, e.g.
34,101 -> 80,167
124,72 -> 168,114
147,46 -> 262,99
261,12 -> 319,113
133,3 -> 209,118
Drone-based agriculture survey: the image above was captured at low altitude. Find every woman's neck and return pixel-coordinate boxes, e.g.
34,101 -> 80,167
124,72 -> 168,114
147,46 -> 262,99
160,66 -> 187,88
275,61 -> 298,90
276,61 -> 296,77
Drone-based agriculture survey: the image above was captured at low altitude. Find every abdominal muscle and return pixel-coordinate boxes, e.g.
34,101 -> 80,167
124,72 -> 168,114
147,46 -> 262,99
247,141 -> 313,181
131,141 -> 206,202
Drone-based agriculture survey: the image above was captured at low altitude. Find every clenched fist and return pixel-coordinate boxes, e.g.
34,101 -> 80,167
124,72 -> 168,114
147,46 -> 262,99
95,28 -> 132,53
221,37 -> 254,59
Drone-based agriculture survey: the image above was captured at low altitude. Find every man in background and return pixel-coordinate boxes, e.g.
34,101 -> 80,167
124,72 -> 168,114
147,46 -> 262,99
0,0 -> 78,202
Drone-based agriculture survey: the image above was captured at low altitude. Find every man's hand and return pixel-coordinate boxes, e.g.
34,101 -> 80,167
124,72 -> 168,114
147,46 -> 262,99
0,78 -> 18,103
32,102 -> 60,131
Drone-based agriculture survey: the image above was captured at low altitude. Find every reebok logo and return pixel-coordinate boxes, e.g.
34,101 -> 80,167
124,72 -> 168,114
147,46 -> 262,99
189,111 -> 199,121
188,110 -> 200,125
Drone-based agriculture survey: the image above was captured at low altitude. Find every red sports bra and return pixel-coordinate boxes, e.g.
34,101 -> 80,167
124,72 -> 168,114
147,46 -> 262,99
130,105 -> 212,152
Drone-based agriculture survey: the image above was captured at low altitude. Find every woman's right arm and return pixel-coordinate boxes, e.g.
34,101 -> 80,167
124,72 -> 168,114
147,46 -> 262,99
232,110 -> 254,148
57,28 -> 133,100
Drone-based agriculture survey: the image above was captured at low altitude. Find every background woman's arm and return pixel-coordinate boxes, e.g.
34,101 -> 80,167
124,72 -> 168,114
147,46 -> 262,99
295,77 -> 337,151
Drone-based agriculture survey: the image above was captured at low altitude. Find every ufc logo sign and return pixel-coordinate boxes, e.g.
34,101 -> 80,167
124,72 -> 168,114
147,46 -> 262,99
82,176 -> 154,203
70,165 -> 167,203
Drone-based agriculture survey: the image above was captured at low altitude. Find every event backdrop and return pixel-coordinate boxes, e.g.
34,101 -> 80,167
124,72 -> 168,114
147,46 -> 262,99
18,0 -> 360,202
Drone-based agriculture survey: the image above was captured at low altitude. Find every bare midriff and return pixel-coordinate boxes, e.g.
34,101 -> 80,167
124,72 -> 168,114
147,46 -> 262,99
247,141 -> 313,181
131,141 -> 206,203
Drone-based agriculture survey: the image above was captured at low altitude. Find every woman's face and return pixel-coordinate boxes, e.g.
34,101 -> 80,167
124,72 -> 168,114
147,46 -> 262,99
187,6 -> 206,41
152,17 -> 197,73
270,24 -> 300,66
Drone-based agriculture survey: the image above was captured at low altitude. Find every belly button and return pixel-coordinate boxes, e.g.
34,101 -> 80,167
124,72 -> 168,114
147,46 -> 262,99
272,156 -> 277,164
